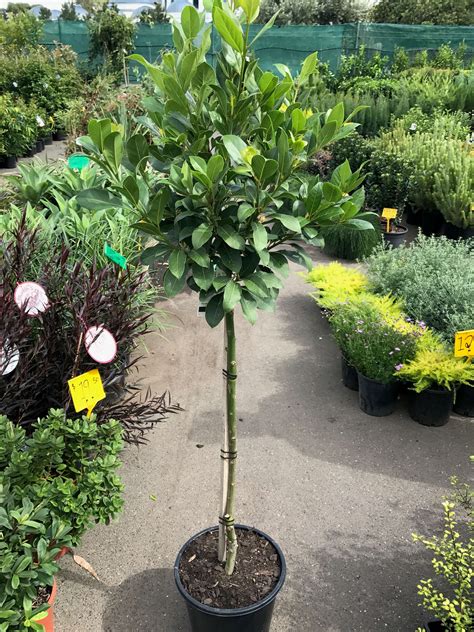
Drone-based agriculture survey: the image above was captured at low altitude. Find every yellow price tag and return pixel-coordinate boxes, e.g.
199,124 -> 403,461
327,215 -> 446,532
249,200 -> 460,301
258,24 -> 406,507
68,369 -> 106,417
454,330 -> 474,358
382,208 -> 398,219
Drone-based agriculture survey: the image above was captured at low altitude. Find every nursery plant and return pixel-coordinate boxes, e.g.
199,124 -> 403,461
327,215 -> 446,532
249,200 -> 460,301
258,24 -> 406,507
74,0 -> 375,622
305,262 -> 369,311
413,468 -> 473,631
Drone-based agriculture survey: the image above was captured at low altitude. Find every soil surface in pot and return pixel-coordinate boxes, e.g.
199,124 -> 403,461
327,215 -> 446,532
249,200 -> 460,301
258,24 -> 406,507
32,585 -> 51,608
178,528 -> 280,609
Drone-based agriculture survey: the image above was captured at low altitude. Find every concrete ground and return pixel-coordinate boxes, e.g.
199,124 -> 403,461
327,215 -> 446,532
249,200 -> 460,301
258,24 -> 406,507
0,141 -> 65,178
55,250 -> 473,632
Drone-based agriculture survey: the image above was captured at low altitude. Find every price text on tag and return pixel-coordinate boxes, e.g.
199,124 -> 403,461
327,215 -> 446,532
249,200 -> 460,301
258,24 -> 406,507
454,330 -> 474,358
104,243 -> 127,270
68,369 -> 106,417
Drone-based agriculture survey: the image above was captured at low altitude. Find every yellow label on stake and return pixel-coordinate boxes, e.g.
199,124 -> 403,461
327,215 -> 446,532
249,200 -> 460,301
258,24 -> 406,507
382,208 -> 397,233
454,330 -> 474,358
68,369 -> 106,417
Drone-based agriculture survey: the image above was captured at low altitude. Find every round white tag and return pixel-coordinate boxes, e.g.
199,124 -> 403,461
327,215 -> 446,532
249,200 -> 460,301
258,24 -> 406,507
84,325 -> 117,364
14,282 -> 49,316
0,342 -> 19,376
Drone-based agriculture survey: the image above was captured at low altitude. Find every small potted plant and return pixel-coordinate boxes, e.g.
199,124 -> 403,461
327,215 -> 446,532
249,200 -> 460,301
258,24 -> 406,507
380,207 -> 408,248
0,482 -> 72,632
413,465 -> 473,632
396,345 -> 474,427
329,298 -> 418,415
53,110 -> 68,141
74,1 -> 376,627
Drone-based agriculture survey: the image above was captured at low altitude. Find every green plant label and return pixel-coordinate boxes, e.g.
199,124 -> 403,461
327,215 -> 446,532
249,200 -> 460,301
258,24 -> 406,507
104,243 -> 127,270
67,153 -> 90,171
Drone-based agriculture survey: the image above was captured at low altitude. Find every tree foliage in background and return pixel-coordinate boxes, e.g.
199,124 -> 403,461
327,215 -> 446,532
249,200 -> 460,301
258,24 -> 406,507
87,3 -> 136,74
60,2 -> 78,20
138,1 -> 169,24
0,10 -> 43,48
38,6 -> 51,19
257,0 -> 369,24
371,0 -> 474,25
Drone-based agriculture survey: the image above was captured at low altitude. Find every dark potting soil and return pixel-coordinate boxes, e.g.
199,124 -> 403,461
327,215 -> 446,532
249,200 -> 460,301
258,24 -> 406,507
32,585 -> 51,608
178,528 -> 280,609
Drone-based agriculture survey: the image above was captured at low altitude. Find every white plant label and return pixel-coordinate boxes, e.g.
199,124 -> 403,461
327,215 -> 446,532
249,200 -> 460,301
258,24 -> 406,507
84,325 -> 117,364
14,282 -> 49,316
0,342 -> 19,376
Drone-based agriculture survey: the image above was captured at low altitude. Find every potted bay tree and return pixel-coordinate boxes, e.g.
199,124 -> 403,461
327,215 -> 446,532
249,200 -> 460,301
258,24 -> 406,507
74,1 -> 375,628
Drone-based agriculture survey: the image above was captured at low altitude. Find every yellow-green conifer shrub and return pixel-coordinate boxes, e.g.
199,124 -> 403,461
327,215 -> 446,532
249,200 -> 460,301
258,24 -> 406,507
305,262 -> 368,309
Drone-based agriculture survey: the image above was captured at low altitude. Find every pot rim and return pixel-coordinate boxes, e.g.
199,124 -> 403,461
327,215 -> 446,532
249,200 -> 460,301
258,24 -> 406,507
356,371 -> 396,387
174,523 -> 286,617
383,225 -> 408,235
47,577 -> 57,606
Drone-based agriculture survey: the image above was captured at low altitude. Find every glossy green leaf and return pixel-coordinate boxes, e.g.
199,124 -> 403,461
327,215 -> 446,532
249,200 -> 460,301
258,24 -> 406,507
188,248 -> 210,267
217,225 -> 245,250
88,118 -> 111,152
193,263 -> 214,290
223,135 -> 247,165
205,293 -> 225,327
219,243 -> 242,272
164,268 -> 187,297
207,155 -> 225,182
127,134 -> 149,169
223,280 -> 242,311
240,294 -> 257,324
181,5 -> 201,38
192,223 -> 213,249
103,131 -> 123,172
213,7 -> 244,53
274,213 -> 301,233
252,221 -> 268,251
76,188 -> 122,210
169,249 -> 187,278
243,273 -> 268,298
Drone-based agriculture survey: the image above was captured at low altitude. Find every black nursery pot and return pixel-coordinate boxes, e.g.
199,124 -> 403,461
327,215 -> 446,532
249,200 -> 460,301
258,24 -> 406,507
5,155 -> 17,169
341,355 -> 358,391
358,373 -> 399,416
44,134 -> 53,145
408,387 -> 453,427
382,226 -> 408,249
53,129 -> 67,141
406,206 -> 422,226
421,211 -> 444,236
174,525 -> 286,632
424,621 -> 448,632
453,384 -> 474,417
35,140 -> 44,153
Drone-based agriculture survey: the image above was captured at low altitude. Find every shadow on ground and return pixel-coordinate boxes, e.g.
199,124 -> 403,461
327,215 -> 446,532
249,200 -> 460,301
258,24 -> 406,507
102,568 -> 189,632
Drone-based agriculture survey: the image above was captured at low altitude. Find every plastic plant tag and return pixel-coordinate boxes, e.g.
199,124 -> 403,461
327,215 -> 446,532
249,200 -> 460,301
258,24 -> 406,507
104,243 -> 127,270
84,325 -> 117,364
68,368 -> 106,417
67,153 -> 90,171
14,282 -> 49,316
382,208 -> 397,233
0,341 -> 19,376
454,330 -> 474,358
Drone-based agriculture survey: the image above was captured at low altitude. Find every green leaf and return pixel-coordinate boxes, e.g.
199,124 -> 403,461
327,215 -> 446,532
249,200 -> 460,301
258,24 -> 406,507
236,0 -> 260,22
76,188 -> 122,210
322,181 -> 342,203
163,76 -> 188,111
164,268 -> 187,297
11,575 -> 19,590
192,264 -> 214,290
188,248 -> 210,267
237,203 -> 254,222
306,184 -> 322,214
88,118 -> 111,152
127,134 -> 149,169
207,155 -> 224,182
192,224 -> 213,249
212,7 -> 244,53
205,294 -> 225,327
181,5 -> 201,38
219,243 -> 242,272
252,221 -> 268,251
269,252 -> 289,278
250,11 -> 279,46
141,243 -> 171,265
169,249 -> 187,278
251,155 -> 277,183
240,294 -> 257,324
299,51 -> 318,84
223,280 -> 242,312
217,225 -> 245,250
103,131 -> 123,172
121,175 -> 139,206
326,102 -> 344,128
243,273 -> 268,298
274,213 -> 301,233
222,135 -> 247,165
345,218 -> 375,230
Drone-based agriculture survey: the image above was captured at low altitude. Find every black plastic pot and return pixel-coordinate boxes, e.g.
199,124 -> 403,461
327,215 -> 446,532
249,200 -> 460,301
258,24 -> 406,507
25,146 -> 35,157
358,373 -> 399,416
382,226 -> 408,248
408,387 -> 453,426
341,356 -> 358,391
421,211 -> 444,236
174,525 -> 286,632
453,384 -> 474,417
424,621 -> 447,631
5,155 -> 17,169
406,206 -> 422,226
44,134 -> 53,145
35,140 -> 44,153
53,130 -> 67,141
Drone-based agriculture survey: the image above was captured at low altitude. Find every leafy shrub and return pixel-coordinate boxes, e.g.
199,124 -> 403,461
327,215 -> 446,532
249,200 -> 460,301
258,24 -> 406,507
371,0 -> 474,25
0,220 -> 170,439
321,211 -> 382,260
0,94 -> 40,157
397,346 -> 474,392
0,482 -> 72,632
257,0 -> 368,24
88,4 -> 136,75
328,297 -> 419,382
0,410 -> 124,545
366,235 -> 474,341
305,261 -> 369,310
59,1 -> 77,20
0,9 -> 42,48
412,472 -> 473,631
138,1 -> 169,24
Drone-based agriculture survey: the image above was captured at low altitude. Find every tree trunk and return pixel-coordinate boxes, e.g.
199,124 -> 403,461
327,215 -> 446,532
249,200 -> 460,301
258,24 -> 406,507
218,310 -> 238,575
